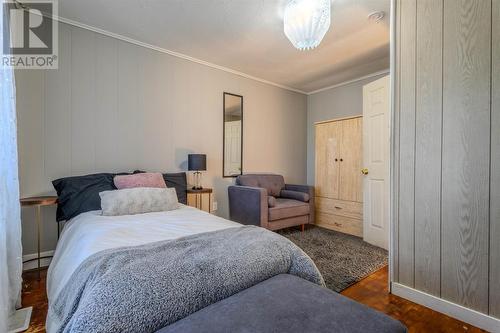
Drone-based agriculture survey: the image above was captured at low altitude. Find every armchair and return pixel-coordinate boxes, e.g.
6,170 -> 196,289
228,174 -> 314,231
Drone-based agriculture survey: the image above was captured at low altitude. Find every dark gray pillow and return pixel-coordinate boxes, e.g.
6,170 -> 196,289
162,173 -> 187,205
53,173 -> 125,222
280,190 -> 310,202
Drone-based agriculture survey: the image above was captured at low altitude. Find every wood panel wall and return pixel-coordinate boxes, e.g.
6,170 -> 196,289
414,0 -> 442,297
394,0 -> 498,317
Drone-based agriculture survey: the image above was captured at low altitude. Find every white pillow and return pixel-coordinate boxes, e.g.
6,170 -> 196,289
99,187 -> 179,216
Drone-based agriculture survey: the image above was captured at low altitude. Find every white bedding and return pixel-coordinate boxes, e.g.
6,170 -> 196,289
47,205 -> 240,303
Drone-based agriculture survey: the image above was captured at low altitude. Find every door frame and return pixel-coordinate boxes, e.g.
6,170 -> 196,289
388,0 -> 397,291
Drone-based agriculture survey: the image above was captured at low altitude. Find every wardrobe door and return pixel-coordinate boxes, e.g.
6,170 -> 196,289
314,123 -> 328,197
339,117 -> 363,202
315,121 -> 341,198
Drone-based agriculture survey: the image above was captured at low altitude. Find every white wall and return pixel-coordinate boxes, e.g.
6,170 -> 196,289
306,73 -> 387,185
16,22 -> 307,256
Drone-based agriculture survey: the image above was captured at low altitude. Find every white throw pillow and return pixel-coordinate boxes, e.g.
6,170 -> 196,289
99,187 -> 179,216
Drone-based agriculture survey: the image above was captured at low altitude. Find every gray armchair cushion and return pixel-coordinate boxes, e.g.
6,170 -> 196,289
268,196 -> 276,207
280,190 -> 310,202
236,174 -> 285,197
269,198 -> 309,221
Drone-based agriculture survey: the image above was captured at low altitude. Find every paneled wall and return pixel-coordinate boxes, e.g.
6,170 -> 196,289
16,21 -> 307,256
394,0 -> 498,318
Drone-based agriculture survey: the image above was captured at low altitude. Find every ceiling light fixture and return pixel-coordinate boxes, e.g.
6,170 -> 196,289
283,0 -> 331,51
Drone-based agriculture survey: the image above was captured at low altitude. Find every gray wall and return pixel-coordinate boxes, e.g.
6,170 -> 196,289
394,0 -> 499,318
306,73 -> 387,185
16,22 -> 307,256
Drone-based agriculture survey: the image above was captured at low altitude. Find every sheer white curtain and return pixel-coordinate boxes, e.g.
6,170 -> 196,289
0,1 -> 23,331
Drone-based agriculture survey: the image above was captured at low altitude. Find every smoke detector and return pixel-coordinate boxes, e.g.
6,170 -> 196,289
367,11 -> 385,23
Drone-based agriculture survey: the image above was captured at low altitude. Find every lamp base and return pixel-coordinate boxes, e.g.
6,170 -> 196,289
192,171 -> 203,190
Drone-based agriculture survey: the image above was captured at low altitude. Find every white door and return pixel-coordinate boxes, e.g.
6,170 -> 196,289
224,120 -> 242,176
362,75 -> 390,250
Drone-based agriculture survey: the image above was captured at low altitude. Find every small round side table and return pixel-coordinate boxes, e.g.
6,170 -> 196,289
20,196 -> 58,280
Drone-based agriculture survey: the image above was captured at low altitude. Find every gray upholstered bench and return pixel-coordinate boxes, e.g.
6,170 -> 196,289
157,274 -> 407,333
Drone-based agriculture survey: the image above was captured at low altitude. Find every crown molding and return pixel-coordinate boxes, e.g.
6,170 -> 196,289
307,69 -> 390,95
47,14 -> 308,95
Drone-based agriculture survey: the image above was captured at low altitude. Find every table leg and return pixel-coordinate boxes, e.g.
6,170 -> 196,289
35,205 -> 41,281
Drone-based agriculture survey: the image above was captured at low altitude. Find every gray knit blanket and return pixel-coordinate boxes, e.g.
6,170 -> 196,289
49,226 -> 324,333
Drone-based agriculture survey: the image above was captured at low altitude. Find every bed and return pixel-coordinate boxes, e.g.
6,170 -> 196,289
47,171 -> 407,333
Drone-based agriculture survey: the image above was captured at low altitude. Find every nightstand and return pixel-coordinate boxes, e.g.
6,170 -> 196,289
187,188 -> 213,213
20,196 -> 58,279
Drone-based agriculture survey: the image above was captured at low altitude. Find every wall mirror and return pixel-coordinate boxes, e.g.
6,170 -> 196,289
223,92 -> 243,177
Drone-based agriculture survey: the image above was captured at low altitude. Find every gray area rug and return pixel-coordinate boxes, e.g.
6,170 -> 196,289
278,226 -> 388,292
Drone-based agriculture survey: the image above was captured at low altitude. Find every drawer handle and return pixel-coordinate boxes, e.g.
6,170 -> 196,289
334,206 -> 342,209
334,222 -> 342,227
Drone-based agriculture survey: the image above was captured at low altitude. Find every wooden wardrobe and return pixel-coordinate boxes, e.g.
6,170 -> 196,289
315,116 -> 363,236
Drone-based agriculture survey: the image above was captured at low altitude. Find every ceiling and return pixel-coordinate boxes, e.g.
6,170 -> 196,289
58,0 -> 390,94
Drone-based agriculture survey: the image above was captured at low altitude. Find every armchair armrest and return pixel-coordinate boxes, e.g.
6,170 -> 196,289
228,186 -> 269,228
284,184 -> 315,223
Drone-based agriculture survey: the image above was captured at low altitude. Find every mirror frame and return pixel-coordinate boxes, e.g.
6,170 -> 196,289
222,92 -> 243,178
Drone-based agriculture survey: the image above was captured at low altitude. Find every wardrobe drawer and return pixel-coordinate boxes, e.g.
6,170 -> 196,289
315,212 -> 363,237
315,197 -> 363,220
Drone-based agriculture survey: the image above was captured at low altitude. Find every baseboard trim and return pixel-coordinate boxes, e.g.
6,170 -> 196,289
22,250 -> 54,271
391,282 -> 500,333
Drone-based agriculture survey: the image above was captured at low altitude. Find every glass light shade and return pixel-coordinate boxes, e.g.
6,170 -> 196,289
283,0 -> 331,50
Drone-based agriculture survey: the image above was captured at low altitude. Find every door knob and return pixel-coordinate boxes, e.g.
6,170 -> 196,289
361,168 -> 369,175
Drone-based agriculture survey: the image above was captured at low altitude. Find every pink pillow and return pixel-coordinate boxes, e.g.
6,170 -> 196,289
114,172 -> 166,189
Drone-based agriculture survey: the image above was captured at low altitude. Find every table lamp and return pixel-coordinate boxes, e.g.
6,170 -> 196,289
188,154 -> 206,190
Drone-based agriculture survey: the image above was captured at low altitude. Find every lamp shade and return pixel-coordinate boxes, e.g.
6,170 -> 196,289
188,154 -> 206,171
